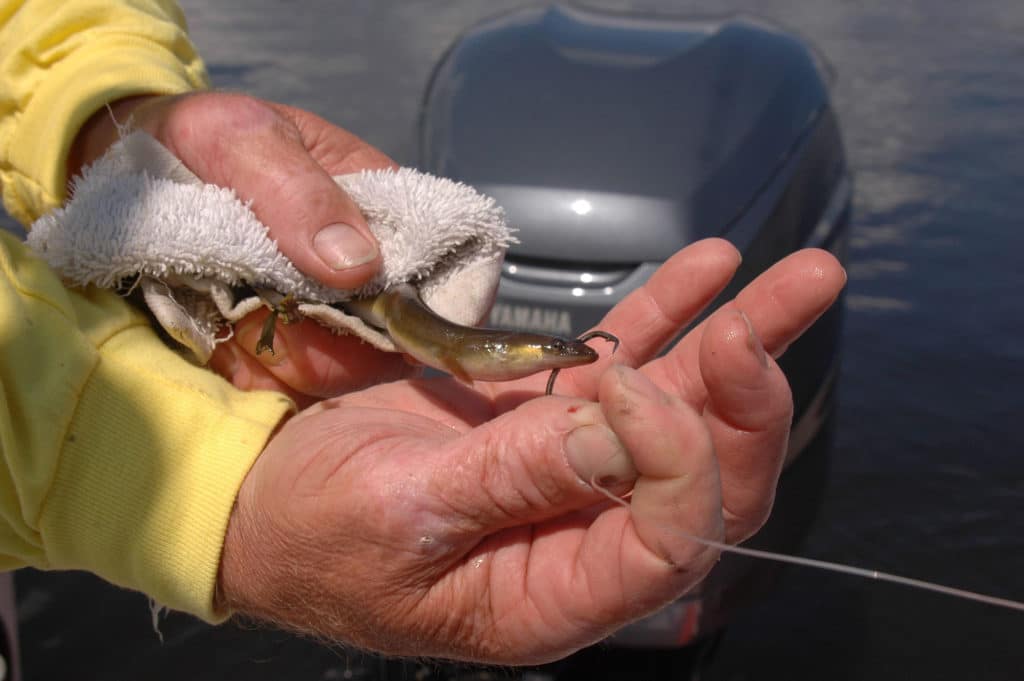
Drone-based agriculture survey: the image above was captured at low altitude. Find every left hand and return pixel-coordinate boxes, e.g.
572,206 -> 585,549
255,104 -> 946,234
217,240 -> 846,662
68,92 -> 417,404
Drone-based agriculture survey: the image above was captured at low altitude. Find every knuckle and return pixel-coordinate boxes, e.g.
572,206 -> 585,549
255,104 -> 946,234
196,92 -> 279,131
170,92 -> 298,155
724,489 -> 776,542
473,429 -> 525,520
473,422 -> 569,519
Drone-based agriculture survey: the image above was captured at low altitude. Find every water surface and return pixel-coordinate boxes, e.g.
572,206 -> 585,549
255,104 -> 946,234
13,2 -> 1024,679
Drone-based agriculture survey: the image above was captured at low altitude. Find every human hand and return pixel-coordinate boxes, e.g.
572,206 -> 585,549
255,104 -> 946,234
216,239 -> 846,663
68,92 -> 415,403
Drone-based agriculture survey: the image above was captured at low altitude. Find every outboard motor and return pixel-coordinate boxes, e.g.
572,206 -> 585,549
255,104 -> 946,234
419,3 -> 850,663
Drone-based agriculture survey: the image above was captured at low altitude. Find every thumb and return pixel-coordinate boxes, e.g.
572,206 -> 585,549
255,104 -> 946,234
147,93 -> 384,290
428,396 -> 639,536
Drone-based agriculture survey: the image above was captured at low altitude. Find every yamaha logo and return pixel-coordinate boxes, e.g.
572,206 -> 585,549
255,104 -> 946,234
489,303 -> 573,336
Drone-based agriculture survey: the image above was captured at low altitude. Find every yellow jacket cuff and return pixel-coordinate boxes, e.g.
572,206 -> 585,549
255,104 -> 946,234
38,322 -> 294,622
0,0 -> 209,224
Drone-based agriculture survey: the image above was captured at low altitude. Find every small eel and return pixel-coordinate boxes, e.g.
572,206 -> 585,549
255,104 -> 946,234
255,284 -> 618,393
252,284 -> 614,393
342,284 -> 619,394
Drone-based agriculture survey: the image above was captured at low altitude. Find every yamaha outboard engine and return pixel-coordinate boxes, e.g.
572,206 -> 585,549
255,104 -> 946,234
419,3 -> 850,665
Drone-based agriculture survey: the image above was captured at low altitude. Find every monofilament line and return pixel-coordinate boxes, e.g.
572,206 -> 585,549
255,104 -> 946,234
594,481 -> 1024,613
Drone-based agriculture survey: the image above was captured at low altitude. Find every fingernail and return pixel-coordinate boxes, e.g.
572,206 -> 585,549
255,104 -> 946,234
565,422 -> 637,489
738,310 -> 768,368
313,223 -> 378,270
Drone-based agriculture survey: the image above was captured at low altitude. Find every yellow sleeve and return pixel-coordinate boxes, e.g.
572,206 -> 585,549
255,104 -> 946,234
0,0 -> 210,225
0,2 -> 292,622
0,230 -> 294,620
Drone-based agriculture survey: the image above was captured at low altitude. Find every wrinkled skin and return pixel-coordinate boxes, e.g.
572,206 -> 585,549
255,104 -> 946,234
73,93 -> 846,664
221,241 -> 844,663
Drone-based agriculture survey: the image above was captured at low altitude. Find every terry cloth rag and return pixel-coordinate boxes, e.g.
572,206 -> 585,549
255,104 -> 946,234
27,132 -> 516,363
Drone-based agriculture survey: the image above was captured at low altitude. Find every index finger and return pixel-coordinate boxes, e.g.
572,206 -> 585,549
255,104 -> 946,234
487,238 -> 742,406
646,248 -> 846,406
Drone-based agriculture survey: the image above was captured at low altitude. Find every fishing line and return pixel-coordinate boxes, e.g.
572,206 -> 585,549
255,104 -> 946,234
592,481 -> 1024,613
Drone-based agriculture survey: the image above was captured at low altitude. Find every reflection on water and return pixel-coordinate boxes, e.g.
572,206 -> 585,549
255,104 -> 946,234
11,1 -> 1024,679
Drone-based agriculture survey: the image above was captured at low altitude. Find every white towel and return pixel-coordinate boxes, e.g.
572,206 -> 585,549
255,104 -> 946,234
27,132 -> 515,362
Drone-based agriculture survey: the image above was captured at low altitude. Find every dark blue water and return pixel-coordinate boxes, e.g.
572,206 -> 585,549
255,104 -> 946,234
10,2 -> 1024,679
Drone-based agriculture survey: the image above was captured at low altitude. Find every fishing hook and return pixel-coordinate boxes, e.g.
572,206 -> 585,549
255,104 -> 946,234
545,329 -> 620,396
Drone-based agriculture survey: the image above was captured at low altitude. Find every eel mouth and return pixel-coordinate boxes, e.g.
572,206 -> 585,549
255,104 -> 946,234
547,338 -> 599,368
